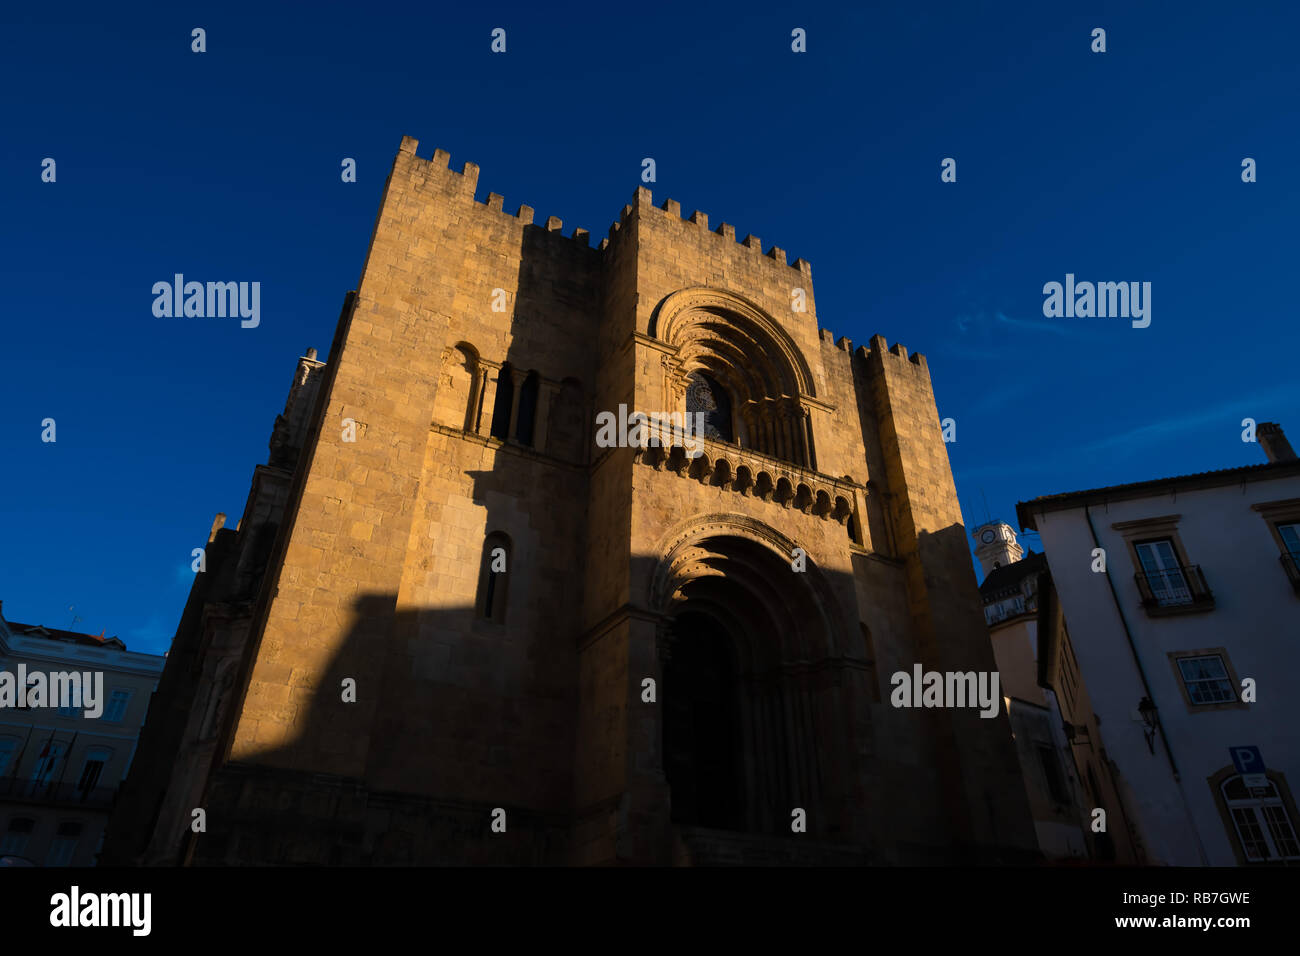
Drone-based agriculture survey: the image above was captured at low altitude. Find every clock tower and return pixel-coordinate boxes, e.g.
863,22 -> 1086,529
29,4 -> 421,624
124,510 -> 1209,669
973,521 -> 1024,579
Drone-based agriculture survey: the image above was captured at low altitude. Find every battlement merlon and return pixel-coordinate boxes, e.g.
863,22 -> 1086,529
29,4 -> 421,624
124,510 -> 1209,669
857,333 -> 930,374
394,137 -> 817,270
627,184 -> 812,276
393,136 -> 594,246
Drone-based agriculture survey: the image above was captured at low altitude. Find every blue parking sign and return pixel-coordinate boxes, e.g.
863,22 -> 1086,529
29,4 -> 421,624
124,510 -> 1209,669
1230,746 -> 1265,775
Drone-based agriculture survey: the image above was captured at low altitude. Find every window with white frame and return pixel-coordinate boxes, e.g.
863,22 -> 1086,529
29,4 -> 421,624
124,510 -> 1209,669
1134,538 -> 1191,606
45,821 -> 83,867
29,740 -> 66,790
1279,522 -> 1300,558
1175,655 -> 1236,705
1221,775 -> 1300,862
1249,502 -> 1300,591
103,689 -> 131,723
77,748 -> 110,797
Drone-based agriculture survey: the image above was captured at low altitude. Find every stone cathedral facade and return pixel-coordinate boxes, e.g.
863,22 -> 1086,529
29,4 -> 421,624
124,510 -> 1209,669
104,136 -> 1037,866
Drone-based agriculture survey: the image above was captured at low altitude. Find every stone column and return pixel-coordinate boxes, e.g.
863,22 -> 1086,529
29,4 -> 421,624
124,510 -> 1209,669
507,368 -> 526,443
475,363 -> 501,439
852,487 -> 869,548
796,406 -> 813,470
780,405 -> 797,464
802,408 -> 817,471
534,380 -> 559,453
465,363 -> 485,433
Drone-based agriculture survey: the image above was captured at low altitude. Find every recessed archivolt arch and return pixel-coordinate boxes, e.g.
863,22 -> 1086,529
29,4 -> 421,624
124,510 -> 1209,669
646,513 -> 849,660
677,321 -> 787,403
650,287 -> 816,400
646,514 -> 866,839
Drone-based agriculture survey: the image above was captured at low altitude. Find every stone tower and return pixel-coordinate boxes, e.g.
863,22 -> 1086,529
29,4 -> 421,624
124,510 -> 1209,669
103,136 -> 1037,866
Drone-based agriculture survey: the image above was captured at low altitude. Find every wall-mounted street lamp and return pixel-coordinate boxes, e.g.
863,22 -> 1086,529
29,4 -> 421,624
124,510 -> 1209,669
1138,696 -> 1159,754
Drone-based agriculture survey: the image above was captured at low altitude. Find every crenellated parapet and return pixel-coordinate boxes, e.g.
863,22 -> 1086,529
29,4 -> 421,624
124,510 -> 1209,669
395,136 -> 817,278
816,328 -> 929,372
606,185 -> 811,275
396,136 -> 598,250
860,333 -> 929,372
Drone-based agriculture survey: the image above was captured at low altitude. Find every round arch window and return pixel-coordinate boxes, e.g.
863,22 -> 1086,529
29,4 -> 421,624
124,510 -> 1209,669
686,372 -> 733,443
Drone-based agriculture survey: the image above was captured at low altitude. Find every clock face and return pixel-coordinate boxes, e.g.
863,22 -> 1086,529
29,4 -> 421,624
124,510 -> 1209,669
981,530 -> 995,544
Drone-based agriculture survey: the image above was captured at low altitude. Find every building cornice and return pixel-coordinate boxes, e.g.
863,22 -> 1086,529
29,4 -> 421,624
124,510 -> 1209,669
1017,460 -> 1300,530
0,633 -> 165,676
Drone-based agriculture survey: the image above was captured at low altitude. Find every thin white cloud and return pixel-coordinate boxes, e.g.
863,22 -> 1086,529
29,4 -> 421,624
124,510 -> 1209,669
942,307 -> 1086,360
994,310 -> 1074,336
1079,387 -> 1294,455
953,387 -> 1293,484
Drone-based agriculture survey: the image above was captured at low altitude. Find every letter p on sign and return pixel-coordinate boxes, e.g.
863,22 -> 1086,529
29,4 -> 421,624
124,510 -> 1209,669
1231,746 -> 1263,775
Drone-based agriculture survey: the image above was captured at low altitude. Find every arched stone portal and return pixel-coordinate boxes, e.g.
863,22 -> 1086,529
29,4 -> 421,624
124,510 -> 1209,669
650,518 -> 851,838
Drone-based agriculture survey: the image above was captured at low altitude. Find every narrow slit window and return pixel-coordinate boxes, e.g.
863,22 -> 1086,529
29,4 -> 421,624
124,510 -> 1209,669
477,532 -> 512,624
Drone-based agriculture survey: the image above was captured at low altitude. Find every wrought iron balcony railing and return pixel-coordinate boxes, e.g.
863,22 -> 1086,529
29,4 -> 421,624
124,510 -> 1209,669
1134,564 -> 1214,614
984,599 -> 1036,625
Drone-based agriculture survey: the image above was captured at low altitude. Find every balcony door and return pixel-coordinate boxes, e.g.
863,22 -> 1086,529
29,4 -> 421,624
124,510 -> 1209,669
1222,775 -> 1300,862
29,740 -> 65,796
1135,539 -> 1190,606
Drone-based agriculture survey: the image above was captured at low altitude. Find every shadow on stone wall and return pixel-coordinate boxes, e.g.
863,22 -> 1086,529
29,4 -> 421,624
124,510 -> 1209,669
186,215 -> 599,866
194,594 -> 578,865
183,523 -> 1040,866
102,204 -> 1042,867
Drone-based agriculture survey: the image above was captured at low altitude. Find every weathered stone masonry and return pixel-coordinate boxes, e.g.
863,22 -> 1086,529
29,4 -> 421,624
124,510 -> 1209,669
103,136 -> 1037,866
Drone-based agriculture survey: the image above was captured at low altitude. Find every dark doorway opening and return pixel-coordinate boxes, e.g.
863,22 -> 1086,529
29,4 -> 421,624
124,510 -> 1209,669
663,611 -> 743,830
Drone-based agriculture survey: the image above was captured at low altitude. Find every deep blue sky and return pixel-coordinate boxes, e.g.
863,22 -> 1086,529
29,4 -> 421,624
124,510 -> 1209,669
2,2 -> 1296,655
